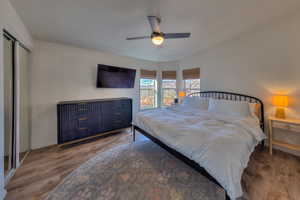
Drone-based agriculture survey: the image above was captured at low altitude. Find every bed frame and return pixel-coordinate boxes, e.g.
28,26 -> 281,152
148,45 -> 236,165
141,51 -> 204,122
132,91 -> 265,200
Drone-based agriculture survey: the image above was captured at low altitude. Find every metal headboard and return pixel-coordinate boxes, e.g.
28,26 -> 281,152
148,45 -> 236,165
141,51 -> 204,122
188,91 -> 265,131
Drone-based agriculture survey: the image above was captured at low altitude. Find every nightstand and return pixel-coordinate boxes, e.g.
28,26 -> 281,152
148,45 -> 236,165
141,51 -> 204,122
268,117 -> 300,155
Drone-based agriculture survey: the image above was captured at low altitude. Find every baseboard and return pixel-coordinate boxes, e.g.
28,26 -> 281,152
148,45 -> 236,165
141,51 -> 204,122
265,142 -> 300,157
273,145 -> 300,157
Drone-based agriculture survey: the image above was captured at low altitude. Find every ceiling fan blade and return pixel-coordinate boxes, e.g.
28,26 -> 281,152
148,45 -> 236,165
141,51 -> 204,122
164,33 -> 191,39
126,36 -> 150,40
147,16 -> 161,33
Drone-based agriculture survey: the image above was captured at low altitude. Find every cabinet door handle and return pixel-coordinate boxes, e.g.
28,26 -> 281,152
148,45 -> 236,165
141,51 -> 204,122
79,127 -> 88,130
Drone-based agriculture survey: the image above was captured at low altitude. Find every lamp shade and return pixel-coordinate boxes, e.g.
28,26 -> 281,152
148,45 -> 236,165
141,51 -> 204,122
272,95 -> 288,107
178,91 -> 186,98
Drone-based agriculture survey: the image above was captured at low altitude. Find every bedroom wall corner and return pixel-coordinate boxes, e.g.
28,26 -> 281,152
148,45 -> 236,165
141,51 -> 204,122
178,10 -> 300,156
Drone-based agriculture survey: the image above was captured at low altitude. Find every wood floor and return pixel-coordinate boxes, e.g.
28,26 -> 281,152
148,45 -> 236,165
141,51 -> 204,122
5,131 -> 300,200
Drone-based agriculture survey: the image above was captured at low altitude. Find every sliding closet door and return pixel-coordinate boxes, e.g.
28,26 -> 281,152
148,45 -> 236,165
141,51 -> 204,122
3,36 -> 14,176
17,44 -> 30,163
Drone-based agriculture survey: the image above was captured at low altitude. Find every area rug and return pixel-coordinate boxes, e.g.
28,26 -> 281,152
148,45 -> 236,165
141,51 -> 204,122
46,140 -> 225,200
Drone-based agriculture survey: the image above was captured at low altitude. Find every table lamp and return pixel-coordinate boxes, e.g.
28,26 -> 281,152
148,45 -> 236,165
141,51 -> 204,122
179,91 -> 186,98
178,91 -> 186,103
272,95 -> 288,119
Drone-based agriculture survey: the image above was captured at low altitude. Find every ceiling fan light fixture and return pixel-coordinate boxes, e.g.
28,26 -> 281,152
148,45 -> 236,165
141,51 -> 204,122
151,33 -> 164,46
126,16 -> 191,45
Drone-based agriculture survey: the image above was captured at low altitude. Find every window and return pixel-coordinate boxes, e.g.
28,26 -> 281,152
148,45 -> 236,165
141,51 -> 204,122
140,78 -> 157,109
184,79 -> 200,96
162,80 -> 177,106
161,70 -> 177,106
183,68 -> 200,96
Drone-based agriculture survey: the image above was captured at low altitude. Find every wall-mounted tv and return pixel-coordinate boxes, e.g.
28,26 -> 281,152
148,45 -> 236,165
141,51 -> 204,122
96,64 -> 136,88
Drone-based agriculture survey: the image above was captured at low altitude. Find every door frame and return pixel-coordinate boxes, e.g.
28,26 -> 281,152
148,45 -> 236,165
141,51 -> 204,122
3,29 -> 31,185
3,30 -> 17,184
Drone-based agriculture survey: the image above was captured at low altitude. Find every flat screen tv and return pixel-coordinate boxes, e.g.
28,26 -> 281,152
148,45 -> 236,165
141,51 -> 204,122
97,64 -> 136,88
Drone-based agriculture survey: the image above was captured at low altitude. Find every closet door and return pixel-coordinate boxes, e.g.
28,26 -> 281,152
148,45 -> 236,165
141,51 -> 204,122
17,44 -> 30,163
3,35 -> 14,176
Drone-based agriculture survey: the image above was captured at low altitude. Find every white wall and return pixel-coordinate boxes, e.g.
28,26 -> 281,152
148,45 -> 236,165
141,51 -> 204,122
0,0 -> 33,198
30,40 -> 158,149
179,11 -> 300,156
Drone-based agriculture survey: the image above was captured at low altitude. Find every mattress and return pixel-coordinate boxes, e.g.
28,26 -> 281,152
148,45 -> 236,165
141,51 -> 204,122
134,105 -> 266,199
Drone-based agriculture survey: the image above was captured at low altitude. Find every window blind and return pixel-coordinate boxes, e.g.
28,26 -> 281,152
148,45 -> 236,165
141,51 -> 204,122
182,68 -> 200,80
162,70 -> 177,80
140,69 -> 157,79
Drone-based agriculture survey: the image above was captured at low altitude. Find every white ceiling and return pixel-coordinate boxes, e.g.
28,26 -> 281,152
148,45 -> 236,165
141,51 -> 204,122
10,0 -> 300,61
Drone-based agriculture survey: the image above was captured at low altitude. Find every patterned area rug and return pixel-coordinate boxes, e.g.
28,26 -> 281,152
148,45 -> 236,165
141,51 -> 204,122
46,140 -> 225,200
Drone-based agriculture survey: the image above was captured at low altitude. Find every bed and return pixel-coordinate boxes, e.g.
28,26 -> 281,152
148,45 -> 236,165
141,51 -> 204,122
132,91 -> 266,200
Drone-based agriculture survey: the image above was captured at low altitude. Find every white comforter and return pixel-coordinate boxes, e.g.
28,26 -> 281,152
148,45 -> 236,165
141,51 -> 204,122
134,105 -> 266,199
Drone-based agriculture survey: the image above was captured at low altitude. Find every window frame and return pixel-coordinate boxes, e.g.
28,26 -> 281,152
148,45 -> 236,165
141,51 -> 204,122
184,79 -> 201,96
139,78 -> 158,110
161,79 -> 177,107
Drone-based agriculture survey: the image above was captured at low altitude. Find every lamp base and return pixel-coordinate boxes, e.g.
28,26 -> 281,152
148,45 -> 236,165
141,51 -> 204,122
275,107 -> 285,119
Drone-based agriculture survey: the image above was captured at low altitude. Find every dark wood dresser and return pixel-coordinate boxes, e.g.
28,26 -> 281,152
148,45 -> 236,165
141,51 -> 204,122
57,98 -> 132,144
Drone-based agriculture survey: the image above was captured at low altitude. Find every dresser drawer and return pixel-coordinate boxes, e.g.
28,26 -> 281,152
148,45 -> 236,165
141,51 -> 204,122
58,98 -> 132,144
273,121 -> 300,133
103,101 -> 131,112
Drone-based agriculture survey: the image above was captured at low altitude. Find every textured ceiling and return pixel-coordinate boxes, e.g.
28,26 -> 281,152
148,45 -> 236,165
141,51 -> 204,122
10,0 -> 300,61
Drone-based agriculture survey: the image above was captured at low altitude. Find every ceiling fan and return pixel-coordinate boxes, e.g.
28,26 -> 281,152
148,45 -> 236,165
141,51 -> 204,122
126,16 -> 191,46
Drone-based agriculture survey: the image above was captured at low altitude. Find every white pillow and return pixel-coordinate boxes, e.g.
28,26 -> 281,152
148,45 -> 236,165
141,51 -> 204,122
208,98 -> 251,117
182,97 -> 209,110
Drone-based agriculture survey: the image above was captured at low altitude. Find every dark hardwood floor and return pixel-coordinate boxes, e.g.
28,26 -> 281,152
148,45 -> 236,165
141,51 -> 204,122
5,131 -> 300,200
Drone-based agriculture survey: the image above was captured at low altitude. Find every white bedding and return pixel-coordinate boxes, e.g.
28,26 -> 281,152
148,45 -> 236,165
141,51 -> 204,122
134,105 -> 266,199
